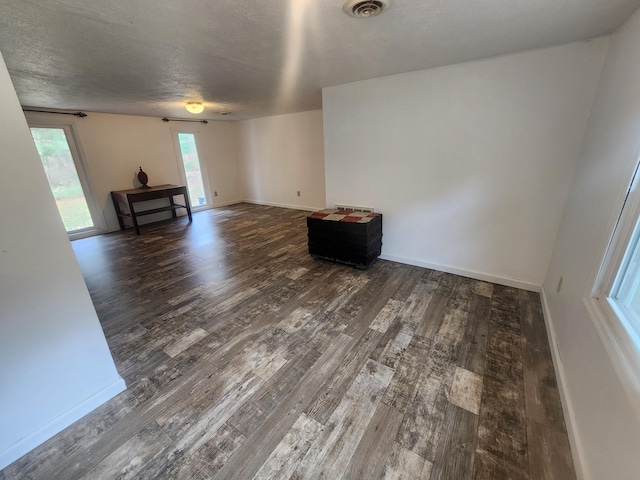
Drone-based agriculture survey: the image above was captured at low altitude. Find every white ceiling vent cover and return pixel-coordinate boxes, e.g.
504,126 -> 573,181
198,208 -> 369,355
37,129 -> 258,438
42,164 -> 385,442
343,0 -> 390,18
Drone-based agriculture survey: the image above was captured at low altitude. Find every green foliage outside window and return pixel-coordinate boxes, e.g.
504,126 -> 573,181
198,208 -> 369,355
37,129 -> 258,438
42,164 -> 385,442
31,127 -> 93,231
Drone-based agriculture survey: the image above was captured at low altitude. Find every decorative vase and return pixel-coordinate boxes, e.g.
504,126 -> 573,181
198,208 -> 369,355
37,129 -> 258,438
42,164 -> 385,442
138,167 -> 150,188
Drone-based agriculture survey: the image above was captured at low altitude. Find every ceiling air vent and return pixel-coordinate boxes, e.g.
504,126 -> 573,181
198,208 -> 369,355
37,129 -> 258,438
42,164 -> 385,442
343,0 -> 390,18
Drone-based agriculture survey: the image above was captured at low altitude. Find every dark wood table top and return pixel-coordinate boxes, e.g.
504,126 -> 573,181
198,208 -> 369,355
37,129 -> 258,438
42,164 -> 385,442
111,184 -> 184,195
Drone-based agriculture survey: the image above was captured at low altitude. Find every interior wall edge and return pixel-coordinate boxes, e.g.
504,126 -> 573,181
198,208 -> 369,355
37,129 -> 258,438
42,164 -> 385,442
378,253 -> 540,292
539,286 -> 590,480
212,199 -> 244,208
242,199 -> 322,212
0,377 -> 126,471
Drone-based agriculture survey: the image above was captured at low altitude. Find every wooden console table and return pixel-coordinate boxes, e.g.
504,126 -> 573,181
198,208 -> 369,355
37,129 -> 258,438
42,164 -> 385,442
111,184 -> 192,235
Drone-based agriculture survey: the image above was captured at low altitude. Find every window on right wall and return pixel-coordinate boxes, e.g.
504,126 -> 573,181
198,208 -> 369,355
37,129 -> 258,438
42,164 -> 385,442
610,220 -> 640,343
589,161 -> 640,405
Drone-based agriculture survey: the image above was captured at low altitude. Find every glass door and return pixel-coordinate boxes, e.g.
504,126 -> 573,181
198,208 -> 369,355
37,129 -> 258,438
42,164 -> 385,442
175,131 -> 210,209
30,126 -> 100,235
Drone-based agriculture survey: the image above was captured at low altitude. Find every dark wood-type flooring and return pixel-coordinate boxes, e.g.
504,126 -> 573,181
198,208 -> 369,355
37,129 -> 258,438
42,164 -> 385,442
1,203 -> 575,479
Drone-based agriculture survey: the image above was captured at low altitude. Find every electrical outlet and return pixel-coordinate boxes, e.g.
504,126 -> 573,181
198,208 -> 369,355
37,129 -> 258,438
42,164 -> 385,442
214,191 -> 218,197
297,191 -> 301,197
557,276 -> 563,294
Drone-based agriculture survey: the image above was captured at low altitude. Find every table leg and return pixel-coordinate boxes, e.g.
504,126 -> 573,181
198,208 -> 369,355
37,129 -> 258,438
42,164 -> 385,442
169,195 -> 178,219
183,190 -> 193,222
111,194 -> 126,231
127,199 -> 140,235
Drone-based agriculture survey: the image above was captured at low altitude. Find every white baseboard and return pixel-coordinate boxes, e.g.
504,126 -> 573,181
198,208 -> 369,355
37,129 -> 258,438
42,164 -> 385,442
379,253 -> 540,292
242,199 -> 321,212
0,377 -> 126,470
539,286 -> 590,480
213,199 -> 244,208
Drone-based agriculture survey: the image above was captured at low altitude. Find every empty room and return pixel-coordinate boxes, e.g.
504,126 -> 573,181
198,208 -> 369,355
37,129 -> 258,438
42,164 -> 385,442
2,0 -> 640,479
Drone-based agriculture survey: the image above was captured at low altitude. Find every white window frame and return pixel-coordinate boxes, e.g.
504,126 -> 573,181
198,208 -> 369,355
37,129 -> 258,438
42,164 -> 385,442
586,160 -> 640,414
27,118 -> 106,240
171,128 -> 213,212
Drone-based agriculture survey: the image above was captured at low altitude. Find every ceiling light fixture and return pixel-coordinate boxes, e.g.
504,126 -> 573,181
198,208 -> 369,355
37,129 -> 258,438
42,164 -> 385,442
185,102 -> 204,114
343,0 -> 389,18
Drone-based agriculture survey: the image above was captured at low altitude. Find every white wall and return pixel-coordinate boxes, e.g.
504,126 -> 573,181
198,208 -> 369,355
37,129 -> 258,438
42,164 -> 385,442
323,39 -> 609,289
238,110 -> 325,211
0,53 -> 125,469
25,111 -> 242,232
543,9 -> 640,480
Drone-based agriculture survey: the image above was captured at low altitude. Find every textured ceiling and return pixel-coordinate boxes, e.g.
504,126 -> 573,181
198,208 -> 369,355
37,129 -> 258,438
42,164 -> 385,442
0,0 -> 639,121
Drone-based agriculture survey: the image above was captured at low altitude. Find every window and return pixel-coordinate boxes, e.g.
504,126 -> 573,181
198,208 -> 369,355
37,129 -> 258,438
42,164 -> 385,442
174,131 -> 211,209
611,219 -> 640,336
30,125 -> 102,237
589,161 -> 640,403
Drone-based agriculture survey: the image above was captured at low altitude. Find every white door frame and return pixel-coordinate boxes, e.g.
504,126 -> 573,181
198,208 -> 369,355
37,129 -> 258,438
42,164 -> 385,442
171,127 -> 213,212
28,121 -> 106,239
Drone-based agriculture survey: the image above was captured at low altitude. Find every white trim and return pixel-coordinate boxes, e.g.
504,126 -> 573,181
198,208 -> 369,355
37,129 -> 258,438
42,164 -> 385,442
540,287 -> 590,480
213,199 -> 244,208
27,122 -> 107,233
190,204 -> 212,213
0,377 -> 126,470
171,129 -> 214,209
378,253 -> 540,291
583,155 -> 640,422
71,203 -> 244,239
583,296 -> 640,421
62,124 -> 107,231
67,227 -> 106,241
242,199 -> 321,212
92,226 -> 123,235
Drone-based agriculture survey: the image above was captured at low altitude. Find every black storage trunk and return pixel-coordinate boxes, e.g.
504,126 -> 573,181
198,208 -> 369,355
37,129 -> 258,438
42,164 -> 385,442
306,210 -> 382,269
